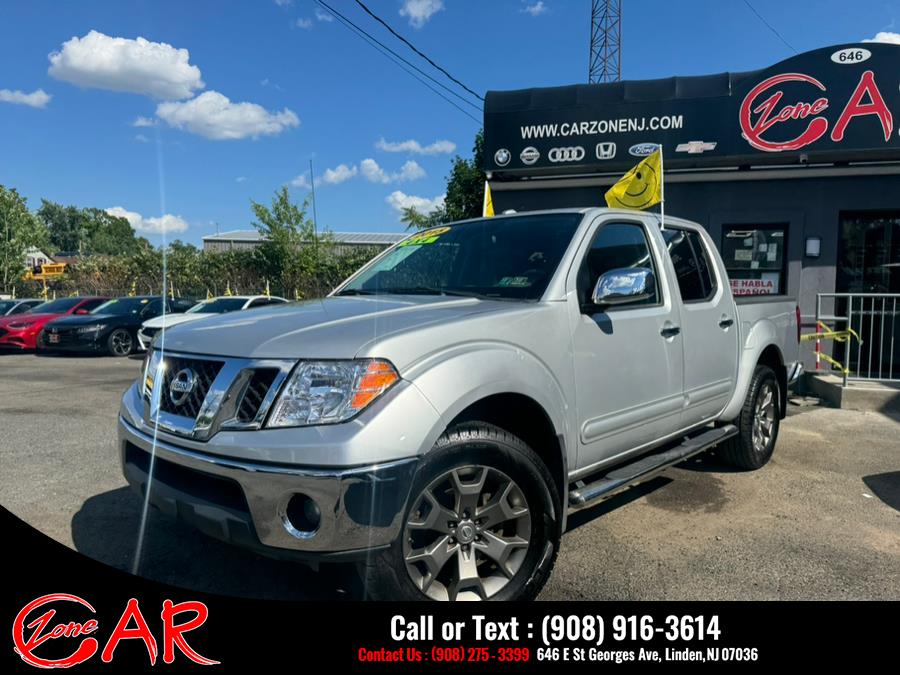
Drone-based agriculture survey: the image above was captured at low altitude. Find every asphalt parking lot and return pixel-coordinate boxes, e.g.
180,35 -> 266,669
1,351 -> 898,600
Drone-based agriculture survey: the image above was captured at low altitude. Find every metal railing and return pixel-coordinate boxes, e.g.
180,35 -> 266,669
815,293 -> 900,384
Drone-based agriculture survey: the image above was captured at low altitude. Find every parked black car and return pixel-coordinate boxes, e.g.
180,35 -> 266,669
40,296 -> 194,356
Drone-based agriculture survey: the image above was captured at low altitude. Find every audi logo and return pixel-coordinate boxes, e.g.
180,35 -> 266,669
548,146 -> 586,163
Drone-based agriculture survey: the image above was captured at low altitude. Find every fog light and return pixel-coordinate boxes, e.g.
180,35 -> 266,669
283,493 -> 321,538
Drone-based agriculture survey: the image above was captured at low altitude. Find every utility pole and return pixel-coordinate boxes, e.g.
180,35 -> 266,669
309,159 -> 321,298
589,0 -> 622,84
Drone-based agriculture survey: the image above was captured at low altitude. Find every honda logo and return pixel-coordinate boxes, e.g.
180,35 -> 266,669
548,146 -> 586,163
595,142 -> 617,160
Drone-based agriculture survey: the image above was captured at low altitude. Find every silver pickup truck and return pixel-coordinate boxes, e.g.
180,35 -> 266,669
119,208 -> 801,602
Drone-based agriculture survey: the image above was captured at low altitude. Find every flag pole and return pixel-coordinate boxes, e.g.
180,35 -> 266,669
659,145 -> 665,230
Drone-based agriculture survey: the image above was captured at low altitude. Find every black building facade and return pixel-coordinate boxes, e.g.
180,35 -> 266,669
483,43 -> 900,373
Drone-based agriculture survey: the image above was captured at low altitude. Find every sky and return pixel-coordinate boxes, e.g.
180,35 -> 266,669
0,0 -> 897,247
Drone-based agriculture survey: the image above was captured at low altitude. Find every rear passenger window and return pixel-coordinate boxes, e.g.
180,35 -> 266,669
578,222 -> 659,307
663,229 -> 716,302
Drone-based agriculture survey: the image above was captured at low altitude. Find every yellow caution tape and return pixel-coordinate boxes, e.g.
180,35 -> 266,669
799,321 -> 862,344
801,321 -> 863,375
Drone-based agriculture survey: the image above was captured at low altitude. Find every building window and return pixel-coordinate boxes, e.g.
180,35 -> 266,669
838,211 -> 900,293
721,224 -> 787,296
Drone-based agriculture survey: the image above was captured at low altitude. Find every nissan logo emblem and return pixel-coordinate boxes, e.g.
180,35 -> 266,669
548,146 -> 586,163
520,147 -> 540,165
169,368 -> 196,406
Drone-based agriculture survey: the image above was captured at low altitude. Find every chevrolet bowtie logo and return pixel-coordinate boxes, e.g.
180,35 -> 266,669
675,141 -> 717,154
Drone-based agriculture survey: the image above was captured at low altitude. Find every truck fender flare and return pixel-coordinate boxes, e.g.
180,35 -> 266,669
720,319 -> 784,421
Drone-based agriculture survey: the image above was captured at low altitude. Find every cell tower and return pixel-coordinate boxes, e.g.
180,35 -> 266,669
589,0 -> 622,83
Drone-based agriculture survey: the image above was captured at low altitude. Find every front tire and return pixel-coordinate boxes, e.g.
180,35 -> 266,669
107,328 -> 134,356
359,422 -> 561,601
719,365 -> 780,470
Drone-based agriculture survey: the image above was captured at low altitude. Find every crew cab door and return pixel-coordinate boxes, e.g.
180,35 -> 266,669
660,225 -> 739,426
569,216 -> 685,470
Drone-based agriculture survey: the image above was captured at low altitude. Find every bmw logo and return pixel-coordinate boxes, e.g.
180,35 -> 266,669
494,148 -> 511,166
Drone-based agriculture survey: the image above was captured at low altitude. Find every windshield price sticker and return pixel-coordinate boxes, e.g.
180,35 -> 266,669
398,227 -> 451,247
355,613 -> 761,665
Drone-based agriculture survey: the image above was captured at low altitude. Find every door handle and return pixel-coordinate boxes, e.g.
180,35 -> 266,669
718,317 -> 734,329
660,325 -> 681,338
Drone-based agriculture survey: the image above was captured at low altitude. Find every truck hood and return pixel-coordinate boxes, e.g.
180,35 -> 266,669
161,295 -> 531,360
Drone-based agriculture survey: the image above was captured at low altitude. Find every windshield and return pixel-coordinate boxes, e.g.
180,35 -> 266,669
92,297 -> 154,316
26,298 -> 81,314
338,214 -> 583,301
188,298 -> 248,314
0,301 -> 18,314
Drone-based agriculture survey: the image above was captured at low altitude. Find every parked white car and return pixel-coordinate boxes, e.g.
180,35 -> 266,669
137,295 -> 288,350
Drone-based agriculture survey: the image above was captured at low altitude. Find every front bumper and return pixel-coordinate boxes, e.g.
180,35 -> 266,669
0,328 -> 37,349
118,416 -> 418,560
40,329 -> 105,352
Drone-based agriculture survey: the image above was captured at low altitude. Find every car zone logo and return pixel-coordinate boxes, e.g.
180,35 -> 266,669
739,70 -> 894,152
12,593 -> 219,668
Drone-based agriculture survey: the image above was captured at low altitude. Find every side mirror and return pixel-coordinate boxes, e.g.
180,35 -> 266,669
591,267 -> 654,307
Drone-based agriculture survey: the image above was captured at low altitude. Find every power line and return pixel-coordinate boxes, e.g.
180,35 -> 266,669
351,0 -> 484,102
315,0 -> 482,124
741,0 -> 797,54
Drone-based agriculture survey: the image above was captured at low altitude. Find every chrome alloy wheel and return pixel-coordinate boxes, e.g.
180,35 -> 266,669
752,382 -> 776,454
402,465 -> 532,601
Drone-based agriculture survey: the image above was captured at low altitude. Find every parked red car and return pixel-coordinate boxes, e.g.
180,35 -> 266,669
0,296 -> 108,350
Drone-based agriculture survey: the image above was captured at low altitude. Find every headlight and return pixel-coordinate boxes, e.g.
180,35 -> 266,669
267,359 -> 399,428
7,320 -> 35,329
77,324 -> 104,334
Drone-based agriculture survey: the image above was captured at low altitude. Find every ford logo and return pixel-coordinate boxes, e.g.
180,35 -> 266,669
629,143 -> 660,157
169,368 -> 196,407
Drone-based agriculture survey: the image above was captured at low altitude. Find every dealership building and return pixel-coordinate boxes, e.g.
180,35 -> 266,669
483,43 -> 899,378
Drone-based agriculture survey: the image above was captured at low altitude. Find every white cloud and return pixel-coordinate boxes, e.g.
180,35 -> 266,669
400,0 -> 444,28
315,7 -> 334,22
290,173 -> 312,189
236,176 -> 247,183
397,160 -> 426,181
156,90 -> 299,140
522,1 -> 548,17
132,116 -> 157,127
48,30 -> 204,100
134,133 -> 150,143
296,18 -> 313,29
0,88 -> 51,108
864,31 -> 900,44
321,163 -> 358,184
361,158 -> 391,184
361,158 -> 425,183
376,137 -> 456,155
106,206 -> 188,234
386,190 -> 445,215
274,0 -> 293,6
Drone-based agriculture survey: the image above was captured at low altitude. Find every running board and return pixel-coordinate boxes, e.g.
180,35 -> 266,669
568,425 -> 738,509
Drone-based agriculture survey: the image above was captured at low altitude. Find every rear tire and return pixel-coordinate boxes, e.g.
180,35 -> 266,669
107,328 -> 134,357
719,365 -> 780,470
358,422 -> 561,601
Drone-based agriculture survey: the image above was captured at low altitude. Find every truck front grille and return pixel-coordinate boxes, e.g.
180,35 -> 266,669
158,356 -> 224,418
236,368 -> 280,423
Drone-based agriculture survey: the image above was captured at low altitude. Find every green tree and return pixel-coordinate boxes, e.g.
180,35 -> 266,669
37,200 -> 141,256
251,186 -> 333,297
1,185 -> 49,293
401,130 -> 486,230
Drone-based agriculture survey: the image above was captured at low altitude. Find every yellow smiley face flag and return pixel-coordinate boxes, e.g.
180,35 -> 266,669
604,148 -> 663,210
